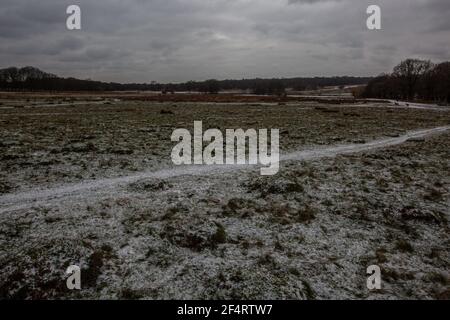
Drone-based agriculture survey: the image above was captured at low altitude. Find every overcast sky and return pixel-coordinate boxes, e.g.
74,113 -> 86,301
1,0 -> 449,83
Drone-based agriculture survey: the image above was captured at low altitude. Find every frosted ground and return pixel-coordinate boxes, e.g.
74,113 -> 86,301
0,96 -> 449,299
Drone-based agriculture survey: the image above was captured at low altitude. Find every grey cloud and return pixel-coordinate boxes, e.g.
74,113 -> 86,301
0,0 -> 448,82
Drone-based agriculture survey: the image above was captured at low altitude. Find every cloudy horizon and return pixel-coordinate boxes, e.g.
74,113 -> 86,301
1,0 -> 449,83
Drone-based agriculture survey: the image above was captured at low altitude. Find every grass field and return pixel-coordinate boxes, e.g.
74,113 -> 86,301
0,94 -> 449,299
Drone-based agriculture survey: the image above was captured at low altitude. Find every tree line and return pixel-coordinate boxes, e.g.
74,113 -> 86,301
0,66 -> 371,95
363,59 -> 450,104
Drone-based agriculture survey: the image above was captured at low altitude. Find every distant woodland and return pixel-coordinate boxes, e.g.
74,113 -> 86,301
2,58 -> 449,104
0,66 -> 370,95
363,59 -> 450,104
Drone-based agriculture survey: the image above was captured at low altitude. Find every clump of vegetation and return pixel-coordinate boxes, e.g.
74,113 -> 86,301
296,205 -> 316,223
121,288 -> 144,300
108,147 -> 134,155
210,223 -> 227,246
161,220 -> 227,252
257,253 -> 277,266
301,280 -> 316,300
426,272 -> 448,285
128,179 -> 171,192
426,248 -> 441,260
383,268 -> 415,283
375,177 -> 389,191
223,198 -> 247,215
423,188 -> 443,202
288,267 -> 300,276
83,250 -> 104,287
395,240 -> 414,253
162,225 -> 205,252
400,205 -> 446,224
269,203 -> 316,225
0,181 -> 13,194
247,177 -> 304,197
375,248 -> 388,263
434,289 -> 450,300
161,205 -> 188,220
222,198 -> 260,216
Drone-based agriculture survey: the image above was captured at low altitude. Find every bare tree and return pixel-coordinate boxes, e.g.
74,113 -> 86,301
432,62 -> 450,104
392,59 -> 433,100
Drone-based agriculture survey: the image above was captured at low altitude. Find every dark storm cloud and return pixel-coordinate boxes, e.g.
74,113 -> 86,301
0,0 -> 448,82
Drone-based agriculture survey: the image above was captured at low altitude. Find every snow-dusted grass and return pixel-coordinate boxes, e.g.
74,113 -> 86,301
0,97 -> 449,299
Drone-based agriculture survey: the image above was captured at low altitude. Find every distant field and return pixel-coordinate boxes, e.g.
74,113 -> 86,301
0,91 -> 361,104
0,94 -> 449,299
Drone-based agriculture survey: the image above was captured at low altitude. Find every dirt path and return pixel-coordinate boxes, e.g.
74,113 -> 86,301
1,125 -> 449,214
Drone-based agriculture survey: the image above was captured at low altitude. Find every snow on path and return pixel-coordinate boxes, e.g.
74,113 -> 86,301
1,125 -> 449,214
282,126 -> 449,161
366,99 -> 450,111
